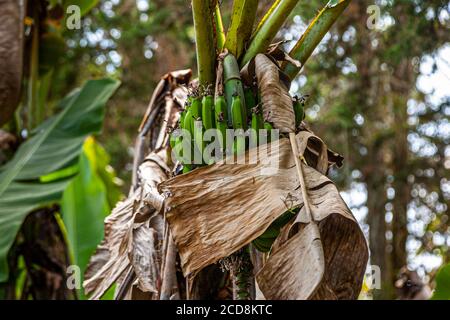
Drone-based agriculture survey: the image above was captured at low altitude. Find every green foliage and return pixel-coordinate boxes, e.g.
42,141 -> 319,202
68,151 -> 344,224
432,264 -> 450,300
61,137 -> 122,298
0,79 -> 120,281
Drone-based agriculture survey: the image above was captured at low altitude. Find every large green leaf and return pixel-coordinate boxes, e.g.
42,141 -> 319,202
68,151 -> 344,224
0,78 -> 120,281
432,264 -> 450,300
61,137 -> 122,298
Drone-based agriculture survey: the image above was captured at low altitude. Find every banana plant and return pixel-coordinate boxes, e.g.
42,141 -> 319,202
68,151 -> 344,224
0,79 -> 119,284
166,0 -> 354,300
78,0 -> 355,301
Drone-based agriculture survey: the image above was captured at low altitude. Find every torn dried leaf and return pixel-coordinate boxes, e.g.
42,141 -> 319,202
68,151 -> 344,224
84,149 -> 170,299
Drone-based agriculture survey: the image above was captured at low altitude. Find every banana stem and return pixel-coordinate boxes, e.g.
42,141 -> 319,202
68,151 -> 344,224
252,0 -> 282,35
224,0 -> 258,60
192,0 -> 216,86
223,53 -> 246,128
229,247 -> 254,300
241,0 -> 300,67
282,0 -> 351,80
214,4 -> 226,52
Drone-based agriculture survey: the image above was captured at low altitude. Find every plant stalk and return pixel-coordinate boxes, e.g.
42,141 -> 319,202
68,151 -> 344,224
224,0 -> 258,60
282,0 -> 351,79
233,247 -> 254,300
192,0 -> 216,86
241,0 -> 300,67
214,4 -> 226,52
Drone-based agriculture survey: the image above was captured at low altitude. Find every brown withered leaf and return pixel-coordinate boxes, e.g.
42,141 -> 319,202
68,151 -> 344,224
254,54 -> 295,133
241,53 -> 295,132
129,223 -> 160,293
160,130 -> 367,299
159,133 -> 347,277
132,70 -> 189,190
84,149 -> 170,299
257,133 -> 368,300
257,223 -> 325,300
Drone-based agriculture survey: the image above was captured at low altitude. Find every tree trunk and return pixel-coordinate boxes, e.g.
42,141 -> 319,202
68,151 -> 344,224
390,59 -> 412,290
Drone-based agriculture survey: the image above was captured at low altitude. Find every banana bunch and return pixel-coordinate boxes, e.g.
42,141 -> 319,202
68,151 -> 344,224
170,53 -> 307,252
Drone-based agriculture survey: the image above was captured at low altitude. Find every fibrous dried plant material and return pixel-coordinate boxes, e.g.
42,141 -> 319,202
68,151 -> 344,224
241,53 -> 295,133
258,132 -> 368,300
257,176 -> 368,299
161,132 -> 341,274
84,150 -> 170,299
131,70 -> 191,191
0,0 -> 24,126
130,224 -> 160,293
257,222 -> 325,300
160,130 -> 368,299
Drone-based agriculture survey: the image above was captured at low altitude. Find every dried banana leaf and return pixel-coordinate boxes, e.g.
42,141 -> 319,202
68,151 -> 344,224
257,222 -> 325,300
258,131 -> 367,300
160,133 -> 347,275
132,70 -> 190,191
257,174 -> 368,299
160,130 -> 367,299
130,223 -> 160,293
254,54 -> 295,133
84,150 -> 170,299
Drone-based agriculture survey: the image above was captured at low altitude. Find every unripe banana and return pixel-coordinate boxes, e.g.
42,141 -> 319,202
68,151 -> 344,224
183,109 -> 194,138
223,53 -> 246,129
293,98 -> 305,128
202,95 -> 215,130
190,96 -> 202,119
214,95 -> 228,154
231,95 -> 245,129
193,117 -> 204,165
264,122 -> 273,143
250,105 -> 263,147
244,87 -> 256,119
231,95 -> 246,156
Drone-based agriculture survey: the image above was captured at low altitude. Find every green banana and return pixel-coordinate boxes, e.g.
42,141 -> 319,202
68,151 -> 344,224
214,95 -> 228,154
264,121 -> 273,143
249,106 -> 263,148
183,109 -> 194,137
293,97 -> 305,127
223,53 -> 247,129
190,95 -> 202,119
231,95 -> 245,129
231,95 -> 246,156
244,87 -> 256,119
252,210 -> 297,252
202,94 -> 215,130
193,116 -> 204,165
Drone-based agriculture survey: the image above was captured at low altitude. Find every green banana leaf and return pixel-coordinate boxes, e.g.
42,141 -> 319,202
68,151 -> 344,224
0,78 -> 120,282
61,137 -> 122,298
432,264 -> 450,300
